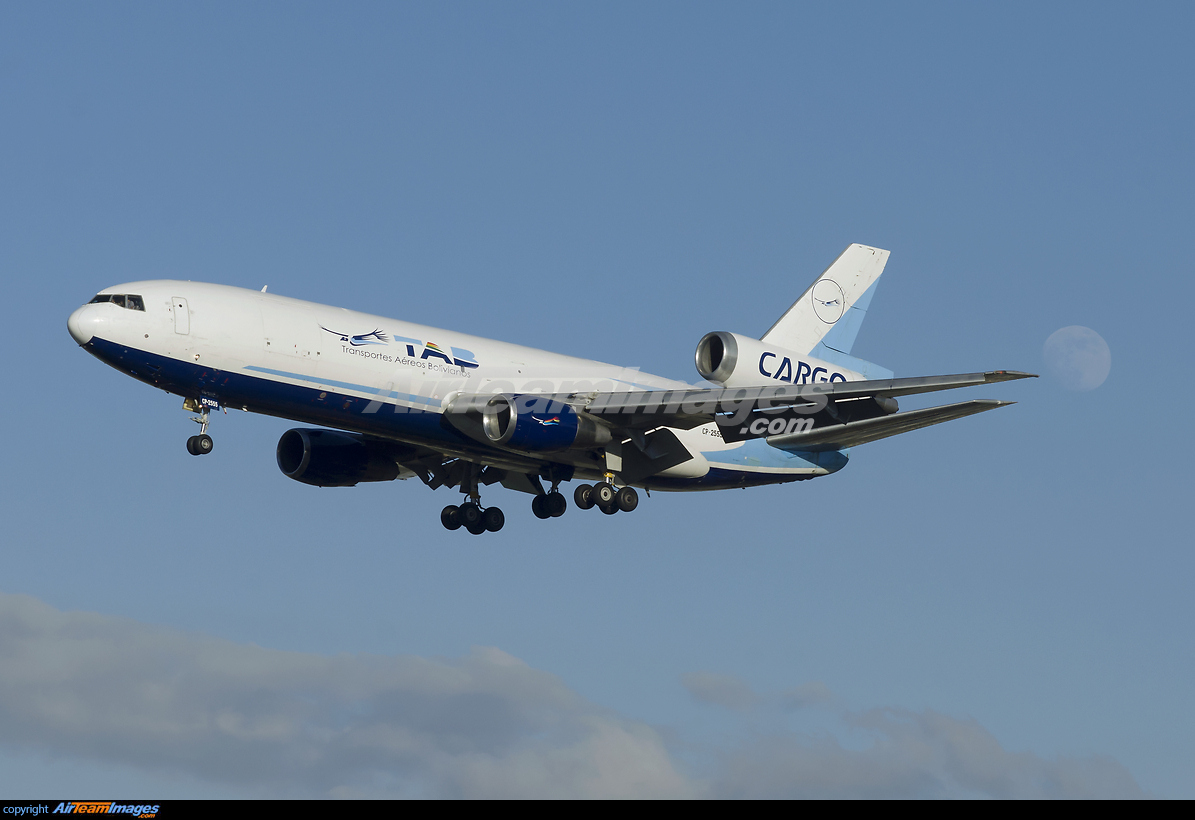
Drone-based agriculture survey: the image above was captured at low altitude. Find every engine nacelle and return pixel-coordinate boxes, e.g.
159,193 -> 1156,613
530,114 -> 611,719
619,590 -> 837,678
276,428 -> 402,487
695,331 -> 863,387
476,394 -> 612,452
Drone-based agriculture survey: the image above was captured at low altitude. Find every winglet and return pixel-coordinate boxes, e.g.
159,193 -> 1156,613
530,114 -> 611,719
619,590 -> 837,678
984,370 -> 1038,382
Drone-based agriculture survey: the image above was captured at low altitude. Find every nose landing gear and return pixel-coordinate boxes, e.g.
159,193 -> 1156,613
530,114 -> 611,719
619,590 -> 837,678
186,433 -> 214,456
184,399 -> 216,456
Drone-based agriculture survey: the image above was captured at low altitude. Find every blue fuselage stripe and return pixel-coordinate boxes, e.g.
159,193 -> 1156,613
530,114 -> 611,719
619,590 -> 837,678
84,337 -> 827,489
242,365 -> 442,407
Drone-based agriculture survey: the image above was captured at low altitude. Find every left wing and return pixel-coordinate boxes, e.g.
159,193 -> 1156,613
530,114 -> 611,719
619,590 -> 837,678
495,370 -> 1037,439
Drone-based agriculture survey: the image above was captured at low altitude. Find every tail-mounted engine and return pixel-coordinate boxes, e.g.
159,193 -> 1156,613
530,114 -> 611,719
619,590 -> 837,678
695,331 -> 862,387
276,428 -> 402,487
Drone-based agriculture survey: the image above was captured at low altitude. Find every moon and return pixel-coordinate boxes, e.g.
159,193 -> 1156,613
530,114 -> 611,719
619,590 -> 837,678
1043,326 -> 1111,391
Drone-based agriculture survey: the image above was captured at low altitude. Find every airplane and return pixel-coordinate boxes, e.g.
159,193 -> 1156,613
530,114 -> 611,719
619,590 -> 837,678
66,244 -> 1034,534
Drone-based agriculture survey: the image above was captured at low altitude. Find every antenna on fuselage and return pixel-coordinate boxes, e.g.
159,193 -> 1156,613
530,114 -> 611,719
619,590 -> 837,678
261,285 -> 268,292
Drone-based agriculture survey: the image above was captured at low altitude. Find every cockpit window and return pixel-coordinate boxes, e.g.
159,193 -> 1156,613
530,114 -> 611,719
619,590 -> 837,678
88,293 -> 145,311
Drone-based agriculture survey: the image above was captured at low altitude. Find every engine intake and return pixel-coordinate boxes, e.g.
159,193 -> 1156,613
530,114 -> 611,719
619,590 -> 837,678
695,330 -> 862,387
695,331 -> 740,384
465,394 -> 611,451
277,428 -> 401,487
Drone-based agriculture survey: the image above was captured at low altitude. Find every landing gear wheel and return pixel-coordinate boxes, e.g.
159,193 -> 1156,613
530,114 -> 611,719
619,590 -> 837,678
599,503 -> 619,515
594,482 -> 616,506
531,495 -> 551,520
615,486 -> 639,512
441,505 -> 462,531
483,507 -> 505,532
459,502 -> 482,528
574,484 -> 595,510
465,521 -> 487,535
187,434 -> 213,456
546,491 -> 567,517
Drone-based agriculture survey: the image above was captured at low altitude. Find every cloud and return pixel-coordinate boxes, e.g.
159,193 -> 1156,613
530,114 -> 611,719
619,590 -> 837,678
686,672 -> 1146,799
0,594 -> 1146,799
714,707 -> 1144,799
681,672 -> 759,712
0,593 -> 694,798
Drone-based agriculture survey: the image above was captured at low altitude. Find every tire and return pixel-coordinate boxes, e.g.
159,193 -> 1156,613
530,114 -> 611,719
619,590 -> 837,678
574,484 -> 595,510
615,486 -> 639,513
196,434 -> 214,455
465,521 -> 487,535
594,482 -> 616,506
483,507 -> 505,532
459,502 -> 482,527
599,503 -> 619,515
546,491 -> 567,518
441,505 -> 461,531
531,495 -> 551,520
186,436 -> 198,456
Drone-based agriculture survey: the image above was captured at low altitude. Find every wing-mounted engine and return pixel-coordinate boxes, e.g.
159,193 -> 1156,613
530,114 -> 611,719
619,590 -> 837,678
277,428 -> 403,487
695,331 -> 863,387
444,394 -> 612,452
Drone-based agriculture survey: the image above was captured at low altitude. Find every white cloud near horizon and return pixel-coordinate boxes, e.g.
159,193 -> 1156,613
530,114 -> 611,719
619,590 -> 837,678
0,593 -> 1144,798
0,593 -> 692,798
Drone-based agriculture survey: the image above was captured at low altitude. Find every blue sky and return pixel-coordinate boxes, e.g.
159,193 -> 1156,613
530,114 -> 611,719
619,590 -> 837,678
1,1 -> 1191,797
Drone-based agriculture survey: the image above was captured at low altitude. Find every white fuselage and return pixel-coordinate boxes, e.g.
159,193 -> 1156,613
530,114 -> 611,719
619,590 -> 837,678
67,281 -> 850,489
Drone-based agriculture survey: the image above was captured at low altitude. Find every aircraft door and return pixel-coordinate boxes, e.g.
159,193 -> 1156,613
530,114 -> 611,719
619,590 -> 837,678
172,297 -> 190,334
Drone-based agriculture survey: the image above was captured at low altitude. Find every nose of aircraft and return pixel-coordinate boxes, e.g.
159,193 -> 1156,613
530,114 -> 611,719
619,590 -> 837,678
67,304 -> 99,345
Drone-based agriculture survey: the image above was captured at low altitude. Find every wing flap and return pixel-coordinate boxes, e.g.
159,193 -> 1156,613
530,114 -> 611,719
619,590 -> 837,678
766,399 -> 1014,452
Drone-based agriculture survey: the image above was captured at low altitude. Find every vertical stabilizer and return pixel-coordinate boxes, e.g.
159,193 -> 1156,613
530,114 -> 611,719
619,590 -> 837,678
761,244 -> 889,358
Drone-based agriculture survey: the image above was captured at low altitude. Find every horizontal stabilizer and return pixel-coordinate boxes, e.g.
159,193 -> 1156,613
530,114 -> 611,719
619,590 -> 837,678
767,399 -> 1014,452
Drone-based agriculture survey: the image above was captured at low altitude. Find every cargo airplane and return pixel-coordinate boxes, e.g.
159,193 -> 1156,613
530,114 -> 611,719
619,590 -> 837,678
67,244 -> 1033,534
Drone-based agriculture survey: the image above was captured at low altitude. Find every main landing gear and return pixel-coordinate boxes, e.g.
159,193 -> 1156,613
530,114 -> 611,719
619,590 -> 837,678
573,478 -> 639,516
185,401 -> 215,456
436,463 -> 641,532
441,502 -> 504,535
531,471 -> 570,520
531,490 -> 567,519
441,462 -> 504,534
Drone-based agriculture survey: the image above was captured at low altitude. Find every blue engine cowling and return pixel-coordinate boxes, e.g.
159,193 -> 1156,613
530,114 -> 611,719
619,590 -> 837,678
480,395 -> 611,451
276,428 -> 402,487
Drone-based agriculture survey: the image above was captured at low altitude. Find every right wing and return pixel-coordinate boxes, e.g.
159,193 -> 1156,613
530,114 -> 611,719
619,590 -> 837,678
549,370 -> 1036,436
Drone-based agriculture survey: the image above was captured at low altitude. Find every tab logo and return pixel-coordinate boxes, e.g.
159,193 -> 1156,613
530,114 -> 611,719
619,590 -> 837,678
395,338 -> 480,370
320,326 -> 480,369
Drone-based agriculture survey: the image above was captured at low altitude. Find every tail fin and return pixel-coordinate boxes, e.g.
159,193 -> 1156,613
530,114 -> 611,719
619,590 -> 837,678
761,243 -> 892,379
